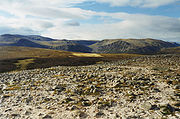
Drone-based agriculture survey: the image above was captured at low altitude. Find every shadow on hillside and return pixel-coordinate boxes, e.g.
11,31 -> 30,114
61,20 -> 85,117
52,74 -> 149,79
0,57 -> 105,73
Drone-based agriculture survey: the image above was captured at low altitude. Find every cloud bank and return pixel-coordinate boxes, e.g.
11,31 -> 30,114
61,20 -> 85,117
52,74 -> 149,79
0,0 -> 180,42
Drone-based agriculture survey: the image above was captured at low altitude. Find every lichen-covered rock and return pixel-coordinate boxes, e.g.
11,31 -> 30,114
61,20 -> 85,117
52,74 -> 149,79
0,54 -> 179,119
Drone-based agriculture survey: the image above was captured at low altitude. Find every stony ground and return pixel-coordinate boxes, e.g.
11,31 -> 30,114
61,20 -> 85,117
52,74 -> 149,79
0,54 -> 180,119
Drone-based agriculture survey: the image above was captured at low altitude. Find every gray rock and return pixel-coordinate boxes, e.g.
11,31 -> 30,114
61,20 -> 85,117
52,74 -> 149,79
11,114 -> 21,117
149,105 -> 160,110
25,111 -> 31,115
42,114 -> 52,119
95,111 -> 105,118
78,111 -> 88,119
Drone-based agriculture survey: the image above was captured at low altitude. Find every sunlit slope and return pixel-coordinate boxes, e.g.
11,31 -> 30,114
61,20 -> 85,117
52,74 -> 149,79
0,46 -> 140,73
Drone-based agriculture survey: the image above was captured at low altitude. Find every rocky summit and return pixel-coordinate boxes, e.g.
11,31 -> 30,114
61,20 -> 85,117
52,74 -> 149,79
0,54 -> 180,119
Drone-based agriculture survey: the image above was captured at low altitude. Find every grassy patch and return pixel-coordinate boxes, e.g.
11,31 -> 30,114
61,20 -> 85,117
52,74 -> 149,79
72,53 -> 103,57
14,58 -> 34,70
0,46 -> 141,73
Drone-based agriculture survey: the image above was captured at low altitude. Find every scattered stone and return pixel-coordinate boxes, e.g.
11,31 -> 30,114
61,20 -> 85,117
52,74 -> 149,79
42,114 -> 52,119
161,104 -> 176,115
53,85 -> 66,93
95,111 -> 105,118
78,111 -> 88,119
153,88 -> 161,92
0,54 -> 179,119
25,111 -> 31,115
11,114 -> 21,117
5,108 -> 12,112
175,85 -> 180,89
70,105 -> 79,111
141,102 -> 152,110
174,103 -> 180,107
150,105 -> 160,110
26,96 -> 33,104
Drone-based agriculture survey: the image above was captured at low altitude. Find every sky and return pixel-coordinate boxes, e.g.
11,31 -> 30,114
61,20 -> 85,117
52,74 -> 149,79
0,0 -> 180,42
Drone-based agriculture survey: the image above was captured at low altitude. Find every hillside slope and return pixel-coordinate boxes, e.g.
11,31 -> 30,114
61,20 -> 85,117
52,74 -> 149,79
0,34 -> 55,42
159,47 -> 180,54
0,34 -> 179,54
0,46 -> 139,73
9,39 -> 48,48
72,40 -> 99,46
90,38 -> 179,54
35,40 -> 92,53
0,34 -> 92,53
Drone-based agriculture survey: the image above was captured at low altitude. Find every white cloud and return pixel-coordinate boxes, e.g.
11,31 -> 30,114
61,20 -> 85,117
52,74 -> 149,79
0,1 -> 94,19
0,0 -> 179,42
95,0 -> 179,7
42,12 -> 180,42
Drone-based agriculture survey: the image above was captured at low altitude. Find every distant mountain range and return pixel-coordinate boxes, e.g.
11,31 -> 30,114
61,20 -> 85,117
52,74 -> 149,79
0,34 -> 93,53
89,38 -> 180,54
0,34 -> 179,54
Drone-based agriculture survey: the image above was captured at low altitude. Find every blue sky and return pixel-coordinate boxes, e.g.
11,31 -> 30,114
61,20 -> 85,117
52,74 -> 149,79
76,1 -> 180,18
0,0 -> 180,42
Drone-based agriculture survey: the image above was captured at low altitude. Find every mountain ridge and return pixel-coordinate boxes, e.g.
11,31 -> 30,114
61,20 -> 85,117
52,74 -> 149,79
0,34 -> 179,54
0,34 -> 92,53
89,38 -> 179,54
